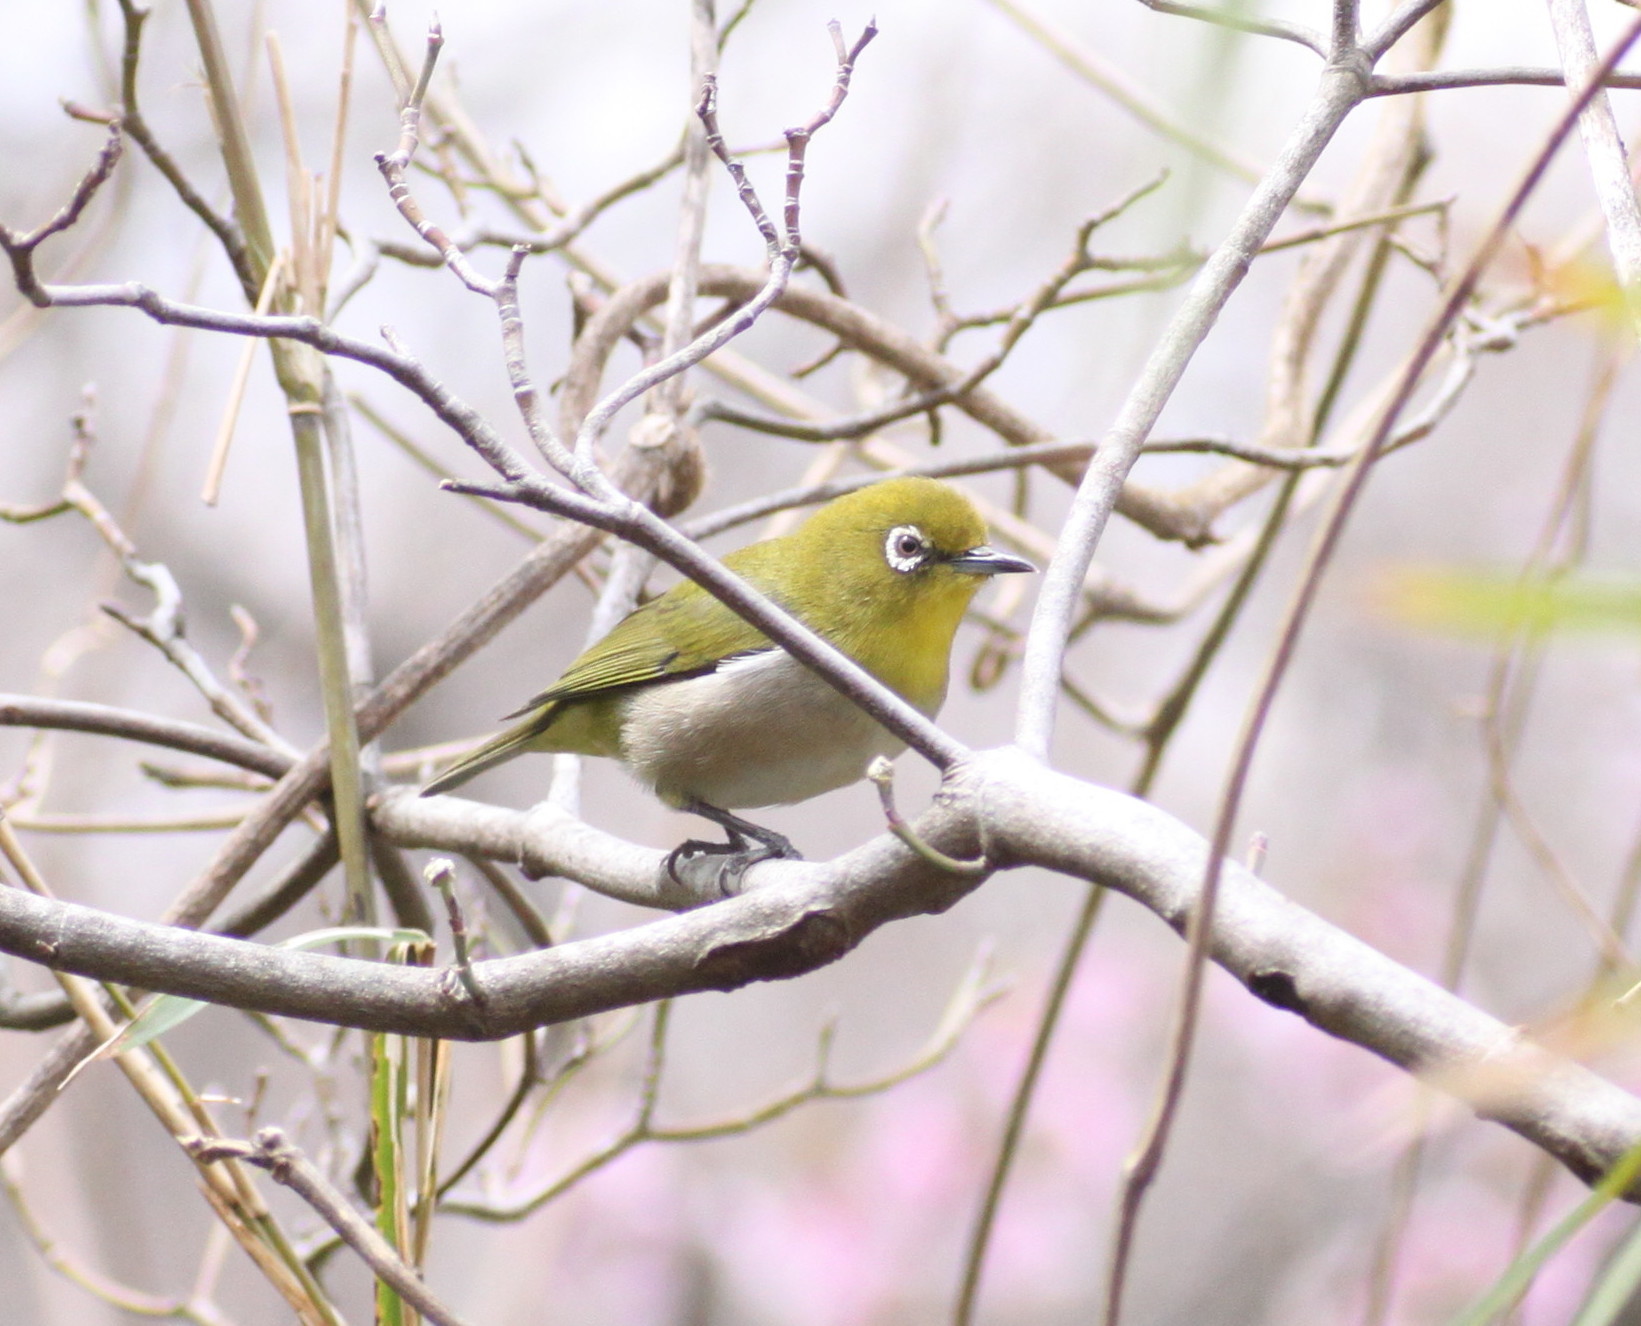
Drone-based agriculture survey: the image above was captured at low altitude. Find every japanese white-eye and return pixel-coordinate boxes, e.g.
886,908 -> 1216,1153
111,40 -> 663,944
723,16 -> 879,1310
421,477 -> 1034,860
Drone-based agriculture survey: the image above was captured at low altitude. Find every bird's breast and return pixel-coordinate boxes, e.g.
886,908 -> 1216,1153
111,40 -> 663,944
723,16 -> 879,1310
616,650 -> 922,810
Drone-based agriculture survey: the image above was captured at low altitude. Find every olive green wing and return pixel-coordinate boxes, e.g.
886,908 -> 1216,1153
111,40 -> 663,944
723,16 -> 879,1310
508,546 -> 784,712
420,545 -> 784,797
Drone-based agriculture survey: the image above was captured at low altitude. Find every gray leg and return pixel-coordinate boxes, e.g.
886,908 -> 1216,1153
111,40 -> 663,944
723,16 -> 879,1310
664,800 -> 802,889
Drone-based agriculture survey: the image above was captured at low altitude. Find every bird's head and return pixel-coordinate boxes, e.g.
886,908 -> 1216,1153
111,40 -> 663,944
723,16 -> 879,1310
780,477 -> 1035,657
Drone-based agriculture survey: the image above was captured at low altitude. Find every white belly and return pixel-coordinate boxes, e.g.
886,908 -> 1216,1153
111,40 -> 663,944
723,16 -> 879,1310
616,650 -> 917,810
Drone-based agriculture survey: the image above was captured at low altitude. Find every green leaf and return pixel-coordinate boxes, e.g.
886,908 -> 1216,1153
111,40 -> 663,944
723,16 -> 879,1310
1447,1139 -> 1641,1326
1572,1215 -> 1641,1326
98,925 -> 436,1054
1379,568 -> 1641,639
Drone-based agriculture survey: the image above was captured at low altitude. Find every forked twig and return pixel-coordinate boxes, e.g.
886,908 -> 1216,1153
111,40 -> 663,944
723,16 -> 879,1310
189,1128 -> 471,1326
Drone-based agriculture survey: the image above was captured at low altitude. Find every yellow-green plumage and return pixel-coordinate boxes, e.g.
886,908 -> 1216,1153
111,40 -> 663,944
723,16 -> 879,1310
421,477 -> 1032,813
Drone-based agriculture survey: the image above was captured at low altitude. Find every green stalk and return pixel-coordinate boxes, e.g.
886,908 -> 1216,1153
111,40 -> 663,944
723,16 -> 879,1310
372,1030 -> 409,1326
183,0 -> 372,919
1448,1140 -> 1641,1326
290,402 -> 374,921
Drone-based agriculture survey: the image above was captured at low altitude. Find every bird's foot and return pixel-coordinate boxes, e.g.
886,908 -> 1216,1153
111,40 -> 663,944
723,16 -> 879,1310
666,803 -> 802,893
663,838 -> 782,893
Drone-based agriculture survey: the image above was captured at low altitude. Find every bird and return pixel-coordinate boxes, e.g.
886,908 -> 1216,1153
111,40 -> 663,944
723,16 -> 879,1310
420,476 -> 1034,869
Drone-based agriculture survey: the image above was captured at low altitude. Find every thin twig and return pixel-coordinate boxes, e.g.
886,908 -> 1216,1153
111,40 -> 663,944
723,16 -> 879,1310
1370,66 -> 1641,95
203,251 -> 287,504
435,1030 -> 542,1195
0,696 -> 289,782
1362,0 -> 1450,62
113,0 -> 257,299
70,483 -> 297,757
317,3 -> 358,302
0,124 -> 124,304
867,757 -> 988,875
460,855 -> 554,949
955,883 -> 1107,1324
181,0 -> 277,278
444,953 -> 1001,1220
0,816 -> 339,1321
706,173 -> 1170,443
652,0 -> 718,424
10,808 -> 251,834
189,1129 -> 472,1326
1,1150 -> 227,1323
426,858 -> 485,1006
374,22 -> 502,297
1483,716 -> 1632,969
349,393 -> 544,539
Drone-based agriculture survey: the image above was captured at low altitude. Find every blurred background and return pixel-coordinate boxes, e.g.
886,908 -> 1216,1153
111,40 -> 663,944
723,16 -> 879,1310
3,0 -> 1641,1322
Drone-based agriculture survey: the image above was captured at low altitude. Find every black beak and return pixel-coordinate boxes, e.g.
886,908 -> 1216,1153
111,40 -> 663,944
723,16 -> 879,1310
946,545 -> 1036,576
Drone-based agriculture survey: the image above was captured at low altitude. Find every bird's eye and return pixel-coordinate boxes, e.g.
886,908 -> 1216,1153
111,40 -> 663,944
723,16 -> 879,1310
884,525 -> 929,573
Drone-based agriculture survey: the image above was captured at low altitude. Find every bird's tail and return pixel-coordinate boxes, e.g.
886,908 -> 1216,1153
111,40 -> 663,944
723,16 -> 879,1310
419,716 -> 546,797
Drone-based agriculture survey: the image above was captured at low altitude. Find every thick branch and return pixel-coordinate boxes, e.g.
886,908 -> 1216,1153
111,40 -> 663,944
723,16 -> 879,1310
378,792 -> 694,910
0,750 -> 1637,1196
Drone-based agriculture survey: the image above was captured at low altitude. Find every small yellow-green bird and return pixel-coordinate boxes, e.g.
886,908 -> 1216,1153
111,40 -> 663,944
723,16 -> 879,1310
421,477 -> 1033,862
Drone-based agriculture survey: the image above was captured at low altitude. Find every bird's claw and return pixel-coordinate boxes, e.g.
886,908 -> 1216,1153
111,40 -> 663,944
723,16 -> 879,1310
665,832 -> 802,893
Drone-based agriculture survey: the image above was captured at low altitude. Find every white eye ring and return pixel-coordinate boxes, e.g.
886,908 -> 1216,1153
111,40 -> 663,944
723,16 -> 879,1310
884,525 -> 929,574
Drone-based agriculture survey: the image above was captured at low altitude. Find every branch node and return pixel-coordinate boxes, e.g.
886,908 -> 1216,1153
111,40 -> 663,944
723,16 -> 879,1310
867,756 -> 988,876
426,857 -> 487,1008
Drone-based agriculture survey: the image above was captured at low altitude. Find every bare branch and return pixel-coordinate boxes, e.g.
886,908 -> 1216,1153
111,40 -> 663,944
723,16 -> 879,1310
112,0 -> 256,299
1,1148 -> 224,1320
373,25 -> 505,298
0,752 -> 1638,1202
0,696 -> 289,782
696,76 -> 780,257
1363,0 -> 1451,62
562,263 -> 1203,542
1371,66 -> 1641,95
189,1129 -> 472,1326
0,125 -> 123,304
1331,0 -> 1360,56
708,174 -> 1171,442
445,951 -> 1002,1219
